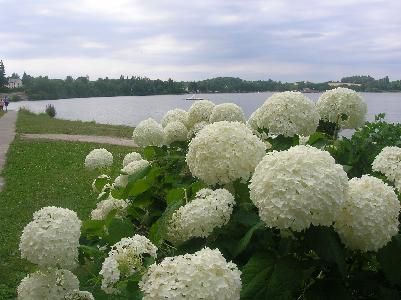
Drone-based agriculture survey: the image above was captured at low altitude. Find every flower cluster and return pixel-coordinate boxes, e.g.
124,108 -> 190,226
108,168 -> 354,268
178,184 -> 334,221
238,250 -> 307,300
249,145 -> 348,231
113,174 -> 129,188
121,159 -> 150,176
17,268 -> 79,300
187,100 -> 215,128
161,108 -> 189,127
84,148 -> 113,170
100,235 -> 157,294
167,188 -> 235,244
65,290 -> 95,300
187,121 -> 208,139
90,197 -> 128,220
316,87 -> 367,129
256,91 -> 320,137
139,247 -> 241,300
164,121 -> 188,144
132,118 -> 165,147
334,175 -> 400,252
186,121 -> 266,185
122,151 -> 143,168
209,103 -> 246,123
20,206 -> 82,269
372,146 -> 401,190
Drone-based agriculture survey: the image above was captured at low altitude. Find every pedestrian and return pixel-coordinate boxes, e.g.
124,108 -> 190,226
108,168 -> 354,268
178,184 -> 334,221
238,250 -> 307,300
4,96 -> 9,111
0,98 -> 4,111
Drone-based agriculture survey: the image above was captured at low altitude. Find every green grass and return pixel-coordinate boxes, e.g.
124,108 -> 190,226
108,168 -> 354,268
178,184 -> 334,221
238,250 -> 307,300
16,109 -> 134,138
0,111 -> 5,118
0,138 -> 136,298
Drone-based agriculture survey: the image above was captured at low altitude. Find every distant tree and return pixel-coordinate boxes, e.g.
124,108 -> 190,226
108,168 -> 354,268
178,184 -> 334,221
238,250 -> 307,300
10,72 -> 20,79
0,60 -> 7,87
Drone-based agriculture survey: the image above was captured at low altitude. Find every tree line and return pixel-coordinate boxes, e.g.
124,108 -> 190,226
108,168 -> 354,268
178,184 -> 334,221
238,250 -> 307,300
1,60 -> 401,100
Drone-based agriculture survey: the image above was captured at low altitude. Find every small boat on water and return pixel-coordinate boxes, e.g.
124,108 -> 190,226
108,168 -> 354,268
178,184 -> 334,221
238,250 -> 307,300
185,94 -> 205,100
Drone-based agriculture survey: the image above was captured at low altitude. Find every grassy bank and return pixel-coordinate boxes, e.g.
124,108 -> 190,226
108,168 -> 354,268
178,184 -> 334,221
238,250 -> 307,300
17,109 -> 134,138
0,130 -> 138,297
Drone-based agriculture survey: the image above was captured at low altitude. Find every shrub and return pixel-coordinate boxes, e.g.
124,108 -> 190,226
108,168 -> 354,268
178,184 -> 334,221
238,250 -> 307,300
45,104 -> 56,118
16,92 -> 401,299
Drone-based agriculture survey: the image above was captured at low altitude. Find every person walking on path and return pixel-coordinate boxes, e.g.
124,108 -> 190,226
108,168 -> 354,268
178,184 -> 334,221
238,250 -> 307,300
0,98 -> 4,111
4,96 -> 9,111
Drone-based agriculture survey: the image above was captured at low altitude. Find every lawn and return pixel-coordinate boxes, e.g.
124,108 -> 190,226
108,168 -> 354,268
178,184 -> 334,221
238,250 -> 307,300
0,138 -> 137,298
16,109 -> 134,138
0,111 -> 5,118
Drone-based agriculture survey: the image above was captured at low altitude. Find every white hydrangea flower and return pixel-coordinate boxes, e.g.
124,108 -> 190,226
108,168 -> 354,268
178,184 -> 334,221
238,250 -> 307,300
187,121 -> 208,139
187,100 -> 215,128
299,135 -> 310,145
164,121 -> 189,144
372,146 -> 401,190
100,235 -> 158,294
92,174 -> 111,193
186,121 -> 266,185
335,175 -> 400,252
122,152 -> 143,168
65,290 -> 95,300
246,108 -> 261,133
121,159 -> 150,176
317,87 -> 367,129
20,207 -> 82,269
209,103 -> 246,123
17,268 -> 79,300
256,91 -> 320,137
161,108 -> 189,127
249,145 -> 348,231
167,188 -> 235,244
113,174 -> 129,188
139,247 -> 241,300
84,148 -> 113,170
132,118 -> 165,147
90,197 -> 129,220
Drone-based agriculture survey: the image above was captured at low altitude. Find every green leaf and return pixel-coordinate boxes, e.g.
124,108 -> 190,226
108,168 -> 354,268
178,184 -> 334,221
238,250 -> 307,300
233,180 -> 251,203
304,278 -> 351,300
105,218 -> 134,244
304,226 -> 346,275
233,221 -> 264,257
307,132 -> 328,149
82,219 -> 106,239
377,234 -> 401,285
149,199 -> 184,246
187,181 -> 207,198
166,188 -> 186,205
93,175 -> 110,192
265,257 -> 303,300
241,252 -> 275,299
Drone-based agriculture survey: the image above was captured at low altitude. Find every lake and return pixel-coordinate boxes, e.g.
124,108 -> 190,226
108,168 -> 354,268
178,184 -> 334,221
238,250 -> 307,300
8,92 -> 401,126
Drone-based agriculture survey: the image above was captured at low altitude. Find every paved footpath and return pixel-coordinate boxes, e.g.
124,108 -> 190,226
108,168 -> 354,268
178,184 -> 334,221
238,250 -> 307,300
21,133 -> 137,147
0,111 -> 17,191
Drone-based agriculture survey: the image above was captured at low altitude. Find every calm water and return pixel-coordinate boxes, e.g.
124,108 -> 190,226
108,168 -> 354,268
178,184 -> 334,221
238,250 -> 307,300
9,92 -> 401,126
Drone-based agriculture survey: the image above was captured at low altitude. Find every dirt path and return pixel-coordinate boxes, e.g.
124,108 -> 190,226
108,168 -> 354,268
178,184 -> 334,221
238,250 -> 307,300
0,111 -> 18,191
21,133 -> 137,147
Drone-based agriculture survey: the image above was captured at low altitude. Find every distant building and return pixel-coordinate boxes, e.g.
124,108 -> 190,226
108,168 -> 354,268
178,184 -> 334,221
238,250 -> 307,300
328,81 -> 361,87
6,78 -> 23,89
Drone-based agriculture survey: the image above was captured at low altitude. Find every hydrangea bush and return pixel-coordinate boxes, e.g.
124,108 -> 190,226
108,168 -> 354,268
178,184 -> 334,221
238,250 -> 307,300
16,92 -> 401,299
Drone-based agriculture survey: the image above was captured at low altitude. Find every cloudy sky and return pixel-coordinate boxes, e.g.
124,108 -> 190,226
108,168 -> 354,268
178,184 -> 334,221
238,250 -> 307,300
1,0 -> 400,82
